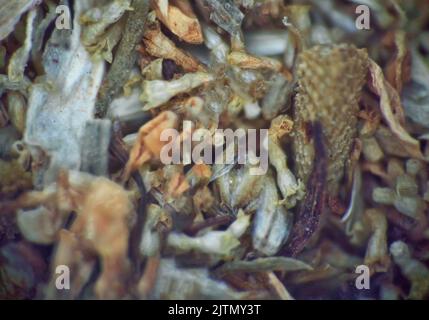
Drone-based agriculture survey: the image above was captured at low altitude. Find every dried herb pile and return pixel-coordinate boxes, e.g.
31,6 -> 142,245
1,0 -> 429,300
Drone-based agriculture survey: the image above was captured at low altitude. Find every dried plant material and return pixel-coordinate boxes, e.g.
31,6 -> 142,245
266,271 -> 294,300
6,92 -> 27,134
262,74 -> 293,120
7,10 -> 35,82
202,0 -> 244,50
25,3 -> 105,186
30,1 -> 57,71
0,159 -> 32,197
0,242 -> 46,299
123,111 -> 178,179
269,116 -> 304,208
165,165 -> 189,198
363,209 -> 390,273
142,13 -> 205,72
167,209 -> 250,259
253,174 -> 293,256
0,74 -> 30,97
149,259 -> 244,299
141,72 -> 213,110
85,20 -> 125,63
361,136 -> 384,163
217,257 -> 312,273
293,44 -> 368,195
403,50 -> 429,129
390,241 -> 429,300
368,59 -> 424,160
202,24 -> 229,64
3,170 -> 135,299
141,58 -> 164,80
79,120 -> 111,177
95,0 -> 151,118
185,163 -> 211,190
385,31 -> 410,93
244,30 -> 289,57
80,0 -> 132,49
375,125 -> 413,158
228,51 -> 282,71
0,45 -> 5,70
214,164 -> 265,211
0,0 -> 38,41
2,0 -> 429,301
140,204 -> 170,257
153,0 -> 203,44
0,102 -> 9,128
16,206 -> 62,245
372,171 -> 426,221
285,122 -> 327,257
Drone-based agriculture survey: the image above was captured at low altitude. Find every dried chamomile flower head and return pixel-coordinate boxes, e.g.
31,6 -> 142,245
293,44 -> 368,195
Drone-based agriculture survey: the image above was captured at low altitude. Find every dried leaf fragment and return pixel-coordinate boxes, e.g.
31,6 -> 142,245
153,0 -> 203,44
143,14 -> 205,72
123,111 -> 179,180
368,59 -> 424,160
141,72 -> 213,110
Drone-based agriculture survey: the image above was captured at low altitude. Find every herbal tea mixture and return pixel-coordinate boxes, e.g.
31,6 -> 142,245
0,0 -> 429,300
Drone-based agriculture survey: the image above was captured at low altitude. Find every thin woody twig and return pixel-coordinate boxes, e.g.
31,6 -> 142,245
95,0 -> 151,118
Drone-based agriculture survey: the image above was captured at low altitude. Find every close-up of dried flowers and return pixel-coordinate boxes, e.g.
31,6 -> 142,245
0,0 -> 429,302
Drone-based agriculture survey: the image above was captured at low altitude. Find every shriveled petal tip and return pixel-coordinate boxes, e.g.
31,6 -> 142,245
369,59 -> 424,160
